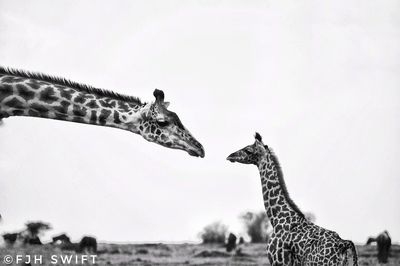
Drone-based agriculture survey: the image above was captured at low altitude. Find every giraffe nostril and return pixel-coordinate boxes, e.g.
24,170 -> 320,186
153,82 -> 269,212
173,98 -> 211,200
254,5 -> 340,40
188,145 -> 204,158
188,150 -> 200,157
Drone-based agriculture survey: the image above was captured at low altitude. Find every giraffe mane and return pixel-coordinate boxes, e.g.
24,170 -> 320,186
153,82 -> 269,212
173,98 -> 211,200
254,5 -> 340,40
0,66 -> 144,105
268,148 -> 305,219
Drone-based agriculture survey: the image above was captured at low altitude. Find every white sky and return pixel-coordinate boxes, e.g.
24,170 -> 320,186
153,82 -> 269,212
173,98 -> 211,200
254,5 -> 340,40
0,1 -> 399,244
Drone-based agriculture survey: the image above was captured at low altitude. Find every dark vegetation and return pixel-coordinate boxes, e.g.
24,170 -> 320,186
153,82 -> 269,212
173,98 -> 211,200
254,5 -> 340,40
1,220 -> 97,254
240,211 -> 269,243
1,213 -> 398,265
198,221 -> 227,244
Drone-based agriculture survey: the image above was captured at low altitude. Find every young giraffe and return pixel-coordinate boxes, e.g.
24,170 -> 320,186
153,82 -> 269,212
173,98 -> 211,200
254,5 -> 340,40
0,66 -> 204,157
227,133 -> 358,266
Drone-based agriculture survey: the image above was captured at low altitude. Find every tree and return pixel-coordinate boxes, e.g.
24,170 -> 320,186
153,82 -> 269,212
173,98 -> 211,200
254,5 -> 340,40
240,211 -> 270,243
25,221 -> 52,237
199,221 -> 228,244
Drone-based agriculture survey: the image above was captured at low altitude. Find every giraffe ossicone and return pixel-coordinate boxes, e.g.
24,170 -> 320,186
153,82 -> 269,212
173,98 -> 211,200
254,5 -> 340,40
0,66 -> 204,157
227,133 -> 358,265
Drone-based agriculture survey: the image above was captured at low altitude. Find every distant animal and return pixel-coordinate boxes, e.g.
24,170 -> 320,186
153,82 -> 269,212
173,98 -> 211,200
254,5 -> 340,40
227,133 -> 358,266
79,236 -> 97,253
0,67 -> 204,158
52,234 -> 97,253
2,233 -> 19,246
226,233 -> 237,252
238,237 -> 245,245
366,230 -> 391,263
11,229 -> 43,246
24,236 -> 42,245
52,233 -> 72,245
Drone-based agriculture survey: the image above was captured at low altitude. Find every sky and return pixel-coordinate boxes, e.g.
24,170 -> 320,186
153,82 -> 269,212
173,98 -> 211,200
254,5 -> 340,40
0,1 -> 399,244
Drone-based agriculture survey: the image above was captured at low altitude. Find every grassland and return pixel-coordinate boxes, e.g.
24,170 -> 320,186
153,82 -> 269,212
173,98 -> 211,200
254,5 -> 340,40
1,243 -> 399,265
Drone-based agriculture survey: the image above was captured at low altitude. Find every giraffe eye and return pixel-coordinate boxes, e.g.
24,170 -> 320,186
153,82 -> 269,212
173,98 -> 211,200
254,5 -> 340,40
156,120 -> 169,127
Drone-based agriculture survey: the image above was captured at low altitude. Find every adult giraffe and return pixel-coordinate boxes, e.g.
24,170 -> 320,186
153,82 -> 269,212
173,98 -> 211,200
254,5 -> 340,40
0,66 -> 204,157
227,133 -> 358,266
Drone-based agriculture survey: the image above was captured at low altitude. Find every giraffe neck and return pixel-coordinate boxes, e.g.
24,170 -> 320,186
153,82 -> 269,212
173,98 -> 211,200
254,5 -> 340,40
258,154 -> 305,228
0,73 -> 146,133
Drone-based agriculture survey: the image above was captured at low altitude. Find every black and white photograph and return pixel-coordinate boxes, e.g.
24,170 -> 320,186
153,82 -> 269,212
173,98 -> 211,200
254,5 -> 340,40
0,1 -> 399,265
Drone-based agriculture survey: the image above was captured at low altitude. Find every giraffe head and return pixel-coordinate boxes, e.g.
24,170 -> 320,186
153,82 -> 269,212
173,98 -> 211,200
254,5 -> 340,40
226,132 -> 268,165
137,89 -> 205,158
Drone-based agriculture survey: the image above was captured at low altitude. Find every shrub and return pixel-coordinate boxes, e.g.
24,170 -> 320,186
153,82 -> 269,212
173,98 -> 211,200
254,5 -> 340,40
25,221 -> 52,237
240,211 -> 270,243
199,221 -> 228,244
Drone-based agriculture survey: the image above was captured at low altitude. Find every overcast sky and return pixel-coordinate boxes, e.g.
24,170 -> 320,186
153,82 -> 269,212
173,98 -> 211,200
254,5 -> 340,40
0,1 -> 399,244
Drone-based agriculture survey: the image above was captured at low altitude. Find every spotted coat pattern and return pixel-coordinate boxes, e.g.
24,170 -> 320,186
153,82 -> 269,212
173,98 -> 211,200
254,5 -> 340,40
0,67 -> 204,157
228,135 -> 358,266
0,75 -> 139,128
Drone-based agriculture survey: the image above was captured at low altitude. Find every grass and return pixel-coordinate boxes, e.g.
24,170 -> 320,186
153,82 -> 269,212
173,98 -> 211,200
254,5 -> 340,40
0,243 -> 399,265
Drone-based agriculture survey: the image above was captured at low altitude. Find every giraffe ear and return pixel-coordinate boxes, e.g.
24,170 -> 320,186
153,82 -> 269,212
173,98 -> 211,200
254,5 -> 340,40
153,89 -> 165,102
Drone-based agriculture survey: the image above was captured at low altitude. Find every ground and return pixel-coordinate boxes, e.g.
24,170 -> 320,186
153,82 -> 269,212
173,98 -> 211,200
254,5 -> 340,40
0,243 -> 399,265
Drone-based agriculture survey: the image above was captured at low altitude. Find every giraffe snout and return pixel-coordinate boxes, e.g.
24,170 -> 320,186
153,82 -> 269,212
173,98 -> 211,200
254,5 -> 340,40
227,152 -> 239,162
187,141 -> 205,158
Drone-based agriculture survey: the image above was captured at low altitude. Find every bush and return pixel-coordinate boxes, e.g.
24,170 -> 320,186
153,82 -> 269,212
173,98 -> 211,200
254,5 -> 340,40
25,221 -> 52,237
199,221 -> 228,244
240,211 -> 270,243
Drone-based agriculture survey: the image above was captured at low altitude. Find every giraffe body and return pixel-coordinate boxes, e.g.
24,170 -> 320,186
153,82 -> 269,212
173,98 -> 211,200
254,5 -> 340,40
227,133 -> 358,266
0,66 -> 204,157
